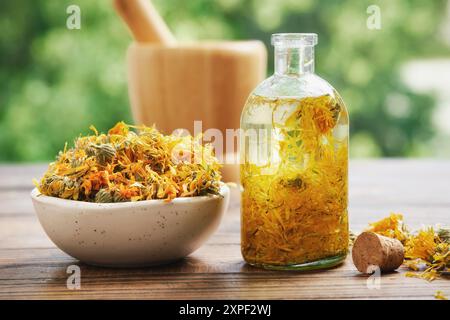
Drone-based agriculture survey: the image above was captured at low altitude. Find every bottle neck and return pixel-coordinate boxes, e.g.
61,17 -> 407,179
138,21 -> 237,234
274,46 -> 314,76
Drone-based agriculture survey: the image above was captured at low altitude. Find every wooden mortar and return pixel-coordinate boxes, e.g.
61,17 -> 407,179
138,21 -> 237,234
114,0 -> 267,182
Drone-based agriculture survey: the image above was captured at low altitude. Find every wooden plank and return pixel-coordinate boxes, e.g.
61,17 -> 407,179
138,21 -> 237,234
0,247 -> 447,300
0,164 -> 47,190
2,205 -> 449,250
0,161 -> 449,299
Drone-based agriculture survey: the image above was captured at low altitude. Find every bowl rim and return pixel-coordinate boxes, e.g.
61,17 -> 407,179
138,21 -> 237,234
30,183 -> 229,209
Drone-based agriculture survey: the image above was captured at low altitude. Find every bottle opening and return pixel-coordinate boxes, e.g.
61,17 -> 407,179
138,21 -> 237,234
271,33 -> 318,48
272,33 -> 317,75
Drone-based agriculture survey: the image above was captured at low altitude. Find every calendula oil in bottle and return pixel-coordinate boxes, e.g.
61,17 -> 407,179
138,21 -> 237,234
240,33 -> 349,270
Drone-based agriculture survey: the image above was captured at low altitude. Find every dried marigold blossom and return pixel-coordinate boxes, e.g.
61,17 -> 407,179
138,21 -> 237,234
438,226 -> 450,243
365,214 -> 449,282
434,290 -> 448,300
405,228 -> 438,261
36,122 -> 222,203
366,213 -> 409,244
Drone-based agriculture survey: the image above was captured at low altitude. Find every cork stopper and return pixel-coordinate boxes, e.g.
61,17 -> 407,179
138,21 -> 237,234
352,231 -> 405,273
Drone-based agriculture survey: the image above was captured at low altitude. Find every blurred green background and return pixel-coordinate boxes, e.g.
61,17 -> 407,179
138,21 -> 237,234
1,0 -> 450,162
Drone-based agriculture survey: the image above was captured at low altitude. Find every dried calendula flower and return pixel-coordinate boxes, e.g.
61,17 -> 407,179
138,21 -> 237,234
365,214 -> 449,281
366,213 -> 409,244
95,188 -> 113,203
37,122 -> 222,203
434,290 -> 448,300
437,226 -> 450,243
112,189 -> 127,203
349,230 -> 357,247
404,229 -> 449,281
91,143 -> 116,165
405,228 -> 437,261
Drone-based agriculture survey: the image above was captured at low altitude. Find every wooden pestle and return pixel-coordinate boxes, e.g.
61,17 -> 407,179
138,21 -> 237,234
113,0 -> 176,45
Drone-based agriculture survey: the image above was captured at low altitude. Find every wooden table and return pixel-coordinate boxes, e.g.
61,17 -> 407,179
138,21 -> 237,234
0,160 -> 449,299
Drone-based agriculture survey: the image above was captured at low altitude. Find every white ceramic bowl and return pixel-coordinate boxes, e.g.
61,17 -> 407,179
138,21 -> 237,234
31,185 -> 229,267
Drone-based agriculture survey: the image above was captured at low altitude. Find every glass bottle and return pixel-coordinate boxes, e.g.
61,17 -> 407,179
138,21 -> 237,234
240,33 -> 349,270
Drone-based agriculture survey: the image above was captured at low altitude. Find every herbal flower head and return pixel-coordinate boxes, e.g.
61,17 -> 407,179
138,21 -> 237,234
366,213 -> 449,282
37,122 -> 222,203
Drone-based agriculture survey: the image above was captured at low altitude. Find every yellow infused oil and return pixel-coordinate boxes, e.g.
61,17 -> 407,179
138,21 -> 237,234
240,93 -> 349,269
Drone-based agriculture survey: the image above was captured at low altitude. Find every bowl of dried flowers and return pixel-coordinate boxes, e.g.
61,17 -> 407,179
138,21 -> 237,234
31,122 -> 230,267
